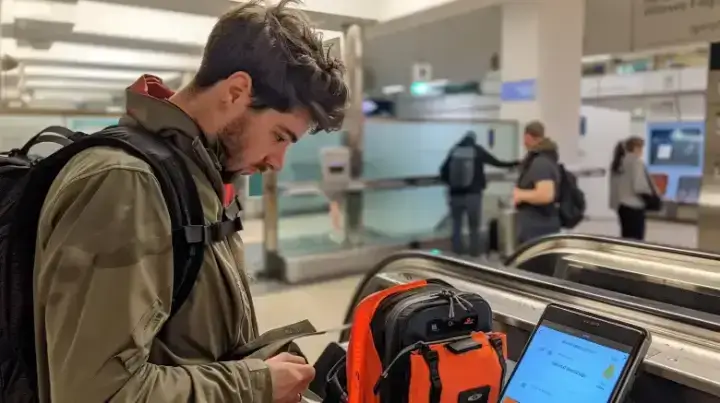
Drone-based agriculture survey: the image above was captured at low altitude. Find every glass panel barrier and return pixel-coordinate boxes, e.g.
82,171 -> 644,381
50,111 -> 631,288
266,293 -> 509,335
363,119 -> 518,179
273,119 -> 519,258
0,115 -> 120,156
278,131 -> 342,216
276,185 -> 513,258
361,119 -> 518,237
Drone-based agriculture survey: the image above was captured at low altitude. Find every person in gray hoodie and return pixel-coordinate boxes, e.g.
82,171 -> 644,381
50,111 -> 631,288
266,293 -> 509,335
609,136 -> 657,240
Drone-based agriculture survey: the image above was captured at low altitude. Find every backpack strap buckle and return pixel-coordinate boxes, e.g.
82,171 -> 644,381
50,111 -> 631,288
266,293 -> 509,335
181,216 -> 243,245
224,195 -> 243,219
209,217 -> 243,241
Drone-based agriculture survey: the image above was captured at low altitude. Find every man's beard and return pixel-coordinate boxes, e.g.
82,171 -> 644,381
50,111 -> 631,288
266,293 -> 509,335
216,115 -> 247,183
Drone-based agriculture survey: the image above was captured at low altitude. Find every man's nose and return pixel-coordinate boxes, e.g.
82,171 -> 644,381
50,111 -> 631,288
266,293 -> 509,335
266,153 -> 285,171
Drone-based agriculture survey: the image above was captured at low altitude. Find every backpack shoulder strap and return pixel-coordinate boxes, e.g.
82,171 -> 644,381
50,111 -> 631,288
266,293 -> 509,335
93,126 -> 207,318
7,126 -> 82,158
517,152 -> 538,184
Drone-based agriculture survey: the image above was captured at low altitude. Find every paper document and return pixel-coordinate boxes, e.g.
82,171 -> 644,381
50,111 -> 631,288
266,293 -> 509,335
656,144 -> 672,160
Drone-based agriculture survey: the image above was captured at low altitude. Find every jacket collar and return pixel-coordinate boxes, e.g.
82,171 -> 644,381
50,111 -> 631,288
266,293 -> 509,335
120,75 -> 225,198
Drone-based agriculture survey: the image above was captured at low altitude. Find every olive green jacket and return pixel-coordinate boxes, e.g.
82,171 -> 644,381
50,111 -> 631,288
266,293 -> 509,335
33,77 -> 272,402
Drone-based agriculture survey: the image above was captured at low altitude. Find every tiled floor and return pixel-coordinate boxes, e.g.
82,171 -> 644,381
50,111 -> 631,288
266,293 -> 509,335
242,215 -> 699,363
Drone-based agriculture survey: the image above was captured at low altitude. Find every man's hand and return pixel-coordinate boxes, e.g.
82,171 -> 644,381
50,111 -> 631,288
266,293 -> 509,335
513,188 -> 524,206
267,353 -> 316,403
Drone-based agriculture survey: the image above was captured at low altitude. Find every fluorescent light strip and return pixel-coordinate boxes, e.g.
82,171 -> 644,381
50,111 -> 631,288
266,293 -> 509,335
4,0 -> 342,46
1,88 -> 115,102
1,0 -> 76,24
2,39 -> 201,69
5,66 -> 182,81
24,79 -> 128,90
32,90 -> 114,101
75,2 -> 343,45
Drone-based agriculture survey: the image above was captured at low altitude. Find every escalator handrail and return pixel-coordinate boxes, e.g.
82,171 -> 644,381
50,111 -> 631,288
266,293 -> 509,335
343,250 -> 720,335
503,233 -> 720,267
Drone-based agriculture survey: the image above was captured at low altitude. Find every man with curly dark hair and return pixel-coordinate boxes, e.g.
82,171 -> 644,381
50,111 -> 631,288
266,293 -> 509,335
31,1 -> 348,402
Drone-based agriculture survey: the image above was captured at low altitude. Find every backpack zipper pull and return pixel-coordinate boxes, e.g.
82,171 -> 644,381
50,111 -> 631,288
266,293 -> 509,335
453,294 -> 472,312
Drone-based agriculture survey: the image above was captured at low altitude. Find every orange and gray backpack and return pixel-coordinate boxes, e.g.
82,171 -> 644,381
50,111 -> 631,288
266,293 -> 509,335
324,279 -> 507,403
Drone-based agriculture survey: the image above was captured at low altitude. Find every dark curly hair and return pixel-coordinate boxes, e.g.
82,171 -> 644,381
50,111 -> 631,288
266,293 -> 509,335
193,0 -> 348,133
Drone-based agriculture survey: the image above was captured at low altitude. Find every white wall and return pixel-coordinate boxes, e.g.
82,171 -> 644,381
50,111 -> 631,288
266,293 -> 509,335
576,105 -> 633,220
379,0 -> 500,21
592,93 -> 706,140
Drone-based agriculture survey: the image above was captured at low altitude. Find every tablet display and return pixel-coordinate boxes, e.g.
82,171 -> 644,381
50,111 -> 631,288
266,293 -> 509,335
500,321 -> 631,403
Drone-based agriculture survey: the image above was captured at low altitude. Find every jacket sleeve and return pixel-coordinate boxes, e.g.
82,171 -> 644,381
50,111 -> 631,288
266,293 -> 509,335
477,145 -> 518,168
631,159 -> 653,196
35,165 -> 272,403
440,154 -> 451,183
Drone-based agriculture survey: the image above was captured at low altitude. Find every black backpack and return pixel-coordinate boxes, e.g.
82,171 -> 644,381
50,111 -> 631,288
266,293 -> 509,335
556,163 -> 586,229
447,145 -> 477,190
0,125 -> 242,402
518,154 -> 586,229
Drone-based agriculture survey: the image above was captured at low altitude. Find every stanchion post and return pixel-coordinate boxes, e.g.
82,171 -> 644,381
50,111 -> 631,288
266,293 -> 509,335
342,23 -> 365,246
262,171 -> 285,279
699,43 -> 720,253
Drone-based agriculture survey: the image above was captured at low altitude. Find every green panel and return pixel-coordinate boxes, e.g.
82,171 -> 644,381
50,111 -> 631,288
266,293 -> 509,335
248,174 -> 263,197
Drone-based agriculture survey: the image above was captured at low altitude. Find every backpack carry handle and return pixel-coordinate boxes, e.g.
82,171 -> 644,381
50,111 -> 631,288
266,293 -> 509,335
17,126 -> 80,156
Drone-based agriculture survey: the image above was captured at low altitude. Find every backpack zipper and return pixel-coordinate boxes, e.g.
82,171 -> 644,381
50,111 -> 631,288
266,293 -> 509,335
373,341 -> 425,395
382,288 -> 475,367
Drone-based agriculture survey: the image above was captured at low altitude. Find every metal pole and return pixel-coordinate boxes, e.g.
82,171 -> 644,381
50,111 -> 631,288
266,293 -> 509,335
262,171 -> 284,278
699,42 -> 720,254
342,23 -> 365,245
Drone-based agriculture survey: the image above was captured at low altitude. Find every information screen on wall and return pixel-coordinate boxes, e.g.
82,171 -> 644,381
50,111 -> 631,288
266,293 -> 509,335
646,122 -> 704,202
648,127 -> 702,167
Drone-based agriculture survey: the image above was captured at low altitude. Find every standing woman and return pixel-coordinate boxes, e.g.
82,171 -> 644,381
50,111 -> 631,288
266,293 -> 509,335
609,136 -> 657,240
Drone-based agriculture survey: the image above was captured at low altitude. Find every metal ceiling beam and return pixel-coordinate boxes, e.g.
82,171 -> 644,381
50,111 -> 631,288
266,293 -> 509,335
89,0 -> 376,31
1,24 -> 204,55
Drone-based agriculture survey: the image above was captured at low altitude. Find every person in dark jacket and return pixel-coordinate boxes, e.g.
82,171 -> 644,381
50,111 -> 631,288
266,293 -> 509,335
440,131 -> 518,256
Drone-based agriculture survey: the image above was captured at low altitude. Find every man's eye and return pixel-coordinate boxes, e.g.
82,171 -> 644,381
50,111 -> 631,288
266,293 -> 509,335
274,133 -> 285,142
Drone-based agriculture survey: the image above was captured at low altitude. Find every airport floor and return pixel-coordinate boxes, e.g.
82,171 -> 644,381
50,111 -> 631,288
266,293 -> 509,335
243,215 -> 698,363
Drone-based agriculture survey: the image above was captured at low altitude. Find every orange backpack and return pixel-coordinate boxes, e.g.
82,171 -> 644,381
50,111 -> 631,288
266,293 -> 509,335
327,279 -> 506,403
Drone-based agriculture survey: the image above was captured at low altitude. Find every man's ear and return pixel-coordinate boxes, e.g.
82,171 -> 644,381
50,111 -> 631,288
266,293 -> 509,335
225,71 -> 253,107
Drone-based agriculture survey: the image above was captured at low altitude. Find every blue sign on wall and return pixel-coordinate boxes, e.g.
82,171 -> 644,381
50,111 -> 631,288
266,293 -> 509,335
500,79 -> 536,102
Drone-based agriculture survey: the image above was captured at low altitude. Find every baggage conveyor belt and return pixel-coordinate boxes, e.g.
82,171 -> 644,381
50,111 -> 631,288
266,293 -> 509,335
340,251 -> 720,401
504,234 -> 720,316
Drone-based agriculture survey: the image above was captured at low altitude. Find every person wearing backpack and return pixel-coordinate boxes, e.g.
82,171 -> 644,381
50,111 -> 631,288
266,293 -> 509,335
0,1 -> 348,402
609,136 -> 659,240
513,121 -> 564,244
440,131 -> 519,256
